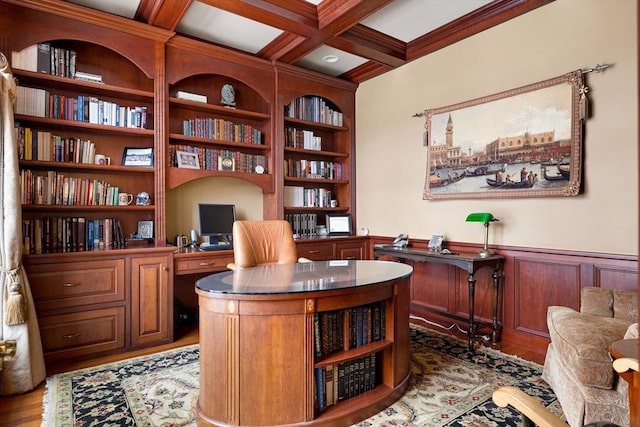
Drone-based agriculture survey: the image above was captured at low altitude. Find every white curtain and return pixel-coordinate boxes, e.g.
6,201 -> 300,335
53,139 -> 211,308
0,52 -> 45,395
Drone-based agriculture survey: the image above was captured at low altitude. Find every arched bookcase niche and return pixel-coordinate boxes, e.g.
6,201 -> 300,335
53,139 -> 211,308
282,93 -> 353,229
12,37 -> 159,252
167,73 -> 273,193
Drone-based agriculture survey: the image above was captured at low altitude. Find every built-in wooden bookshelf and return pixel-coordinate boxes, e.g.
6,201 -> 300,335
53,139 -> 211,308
3,0 -> 174,361
313,301 -> 389,413
277,64 -> 357,232
165,36 -> 275,195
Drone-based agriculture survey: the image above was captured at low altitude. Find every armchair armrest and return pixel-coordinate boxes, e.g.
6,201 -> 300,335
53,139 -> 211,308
492,386 -> 567,427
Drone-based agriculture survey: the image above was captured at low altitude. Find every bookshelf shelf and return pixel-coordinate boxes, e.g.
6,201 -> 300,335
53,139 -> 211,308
314,339 -> 393,368
19,160 -> 154,174
13,69 -> 155,102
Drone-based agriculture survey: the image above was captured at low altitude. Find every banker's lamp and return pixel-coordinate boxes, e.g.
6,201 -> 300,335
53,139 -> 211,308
465,213 -> 498,258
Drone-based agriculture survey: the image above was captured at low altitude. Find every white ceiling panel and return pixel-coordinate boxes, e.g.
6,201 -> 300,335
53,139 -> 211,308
66,0 -> 140,19
361,0 -> 492,42
177,1 -> 283,54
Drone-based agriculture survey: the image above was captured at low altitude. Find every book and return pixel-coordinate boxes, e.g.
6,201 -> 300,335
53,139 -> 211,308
176,90 -> 207,103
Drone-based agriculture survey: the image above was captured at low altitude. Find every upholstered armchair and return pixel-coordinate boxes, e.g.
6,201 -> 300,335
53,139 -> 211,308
227,220 -> 310,270
542,287 -> 638,427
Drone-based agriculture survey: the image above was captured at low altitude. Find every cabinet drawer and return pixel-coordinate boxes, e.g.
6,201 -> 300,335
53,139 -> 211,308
296,242 -> 335,260
175,253 -> 234,275
336,242 -> 365,260
27,259 -> 125,311
39,307 -> 125,359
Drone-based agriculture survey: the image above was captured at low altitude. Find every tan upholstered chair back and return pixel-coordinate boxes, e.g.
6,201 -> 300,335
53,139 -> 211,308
230,220 -> 299,269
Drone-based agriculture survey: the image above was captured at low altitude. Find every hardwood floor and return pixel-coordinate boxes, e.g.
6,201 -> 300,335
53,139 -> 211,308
0,323 -> 545,426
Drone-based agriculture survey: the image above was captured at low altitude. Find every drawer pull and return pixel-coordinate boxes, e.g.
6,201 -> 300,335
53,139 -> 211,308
61,282 -> 80,287
345,256 -> 356,260
307,250 -> 320,254
62,333 -> 80,339
199,262 -> 213,266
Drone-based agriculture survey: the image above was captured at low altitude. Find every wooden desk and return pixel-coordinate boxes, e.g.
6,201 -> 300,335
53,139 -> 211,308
373,245 -> 504,351
195,260 -> 413,427
609,339 -> 639,426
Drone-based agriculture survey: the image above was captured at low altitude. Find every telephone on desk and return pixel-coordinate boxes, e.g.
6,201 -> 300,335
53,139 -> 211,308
392,234 -> 409,248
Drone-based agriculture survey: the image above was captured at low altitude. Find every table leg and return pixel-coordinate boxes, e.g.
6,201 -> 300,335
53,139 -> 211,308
467,272 -> 476,352
491,267 -> 501,345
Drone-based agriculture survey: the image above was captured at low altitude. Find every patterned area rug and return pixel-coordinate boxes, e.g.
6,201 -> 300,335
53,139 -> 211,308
42,325 -> 563,426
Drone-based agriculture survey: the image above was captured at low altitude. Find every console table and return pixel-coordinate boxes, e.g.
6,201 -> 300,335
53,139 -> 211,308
373,245 -> 503,351
195,260 -> 413,427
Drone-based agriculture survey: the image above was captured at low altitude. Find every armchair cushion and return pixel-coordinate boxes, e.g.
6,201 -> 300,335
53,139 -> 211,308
547,306 -> 631,389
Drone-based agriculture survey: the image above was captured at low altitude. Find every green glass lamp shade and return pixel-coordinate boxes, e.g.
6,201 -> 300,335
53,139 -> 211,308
465,212 -> 498,257
465,212 -> 497,223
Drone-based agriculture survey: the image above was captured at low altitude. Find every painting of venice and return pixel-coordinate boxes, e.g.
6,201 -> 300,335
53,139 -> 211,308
423,71 -> 584,200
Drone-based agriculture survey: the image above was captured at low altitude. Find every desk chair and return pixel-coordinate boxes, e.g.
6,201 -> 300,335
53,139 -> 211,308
227,220 -> 310,270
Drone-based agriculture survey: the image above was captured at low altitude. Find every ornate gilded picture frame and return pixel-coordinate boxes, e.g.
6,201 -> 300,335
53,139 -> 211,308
423,71 -> 586,200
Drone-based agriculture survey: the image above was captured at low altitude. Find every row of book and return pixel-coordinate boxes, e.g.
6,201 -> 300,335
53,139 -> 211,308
170,145 -> 268,174
284,186 -> 333,208
314,353 -> 379,413
182,118 -> 262,144
284,127 -> 322,151
22,216 -> 126,255
15,86 -> 149,129
285,159 -> 343,180
285,213 -> 318,238
314,302 -> 386,360
285,95 -> 344,127
16,124 -> 96,163
21,169 -> 123,206
11,43 -> 77,78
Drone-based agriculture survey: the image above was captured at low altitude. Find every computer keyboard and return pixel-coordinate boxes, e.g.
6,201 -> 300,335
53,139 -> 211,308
199,243 -> 232,251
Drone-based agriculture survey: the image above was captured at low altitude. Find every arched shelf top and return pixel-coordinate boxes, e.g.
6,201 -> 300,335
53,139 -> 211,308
170,74 -> 270,116
11,39 -> 154,89
167,168 -> 274,194
284,94 -> 347,127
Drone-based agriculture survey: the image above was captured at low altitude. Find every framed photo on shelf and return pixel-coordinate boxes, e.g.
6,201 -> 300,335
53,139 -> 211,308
122,147 -> 154,167
137,220 -> 154,239
176,150 -> 200,169
326,213 -> 352,236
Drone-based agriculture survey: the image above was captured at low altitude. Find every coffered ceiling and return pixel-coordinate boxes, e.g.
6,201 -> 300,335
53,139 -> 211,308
65,0 -> 553,83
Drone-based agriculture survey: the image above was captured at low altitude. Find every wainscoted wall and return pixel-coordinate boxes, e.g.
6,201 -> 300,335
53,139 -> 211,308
369,237 -> 637,356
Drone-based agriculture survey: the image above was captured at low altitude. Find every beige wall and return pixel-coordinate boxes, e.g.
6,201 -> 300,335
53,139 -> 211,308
356,0 -> 638,255
166,177 -> 263,244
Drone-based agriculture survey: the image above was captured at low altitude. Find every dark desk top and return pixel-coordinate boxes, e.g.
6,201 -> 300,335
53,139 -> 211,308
374,245 -> 503,273
195,260 -> 413,295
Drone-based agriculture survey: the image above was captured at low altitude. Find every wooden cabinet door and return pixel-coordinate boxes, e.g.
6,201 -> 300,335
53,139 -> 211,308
130,254 -> 173,347
336,241 -> 364,260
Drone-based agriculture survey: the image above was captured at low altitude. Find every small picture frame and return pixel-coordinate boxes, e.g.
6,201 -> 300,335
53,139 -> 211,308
176,150 -> 200,169
428,234 -> 444,252
326,213 -> 352,236
122,147 -> 154,167
137,220 -> 153,239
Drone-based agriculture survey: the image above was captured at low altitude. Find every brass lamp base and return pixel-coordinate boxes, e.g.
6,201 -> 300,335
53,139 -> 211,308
478,248 -> 492,258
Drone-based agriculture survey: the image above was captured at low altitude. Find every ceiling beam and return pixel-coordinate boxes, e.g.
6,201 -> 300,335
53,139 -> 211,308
276,0 -> 391,64
332,25 -> 406,68
136,0 -> 193,30
198,0 -> 318,36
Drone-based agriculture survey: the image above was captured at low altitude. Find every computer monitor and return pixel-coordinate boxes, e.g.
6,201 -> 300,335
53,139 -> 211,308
197,203 -> 236,246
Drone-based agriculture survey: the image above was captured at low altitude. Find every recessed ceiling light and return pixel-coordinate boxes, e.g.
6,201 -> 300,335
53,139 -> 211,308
322,54 -> 339,63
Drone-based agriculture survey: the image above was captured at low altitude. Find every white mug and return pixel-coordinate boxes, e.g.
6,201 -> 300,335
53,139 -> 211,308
95,154 -> 110,165
118,193 -> 133,205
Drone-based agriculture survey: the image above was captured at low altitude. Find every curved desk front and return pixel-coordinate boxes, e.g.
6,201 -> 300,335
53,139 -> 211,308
195,260 -> 413,427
